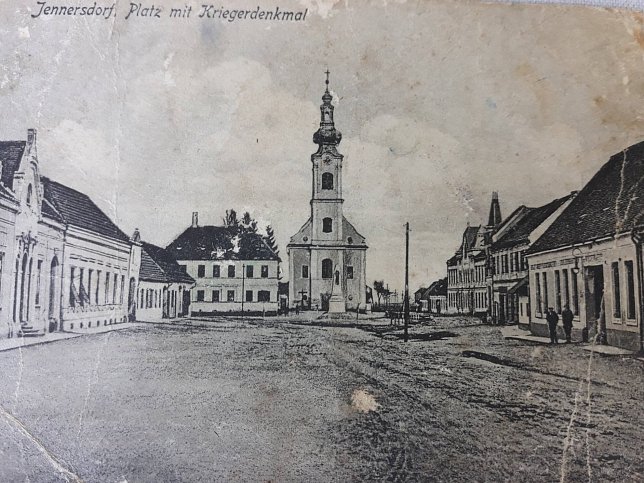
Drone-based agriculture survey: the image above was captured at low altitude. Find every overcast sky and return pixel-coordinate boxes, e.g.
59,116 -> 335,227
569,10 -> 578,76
1,0 -> 643,291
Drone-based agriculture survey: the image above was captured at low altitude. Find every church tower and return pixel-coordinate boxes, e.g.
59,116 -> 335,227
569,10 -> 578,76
287,72 -> 368,313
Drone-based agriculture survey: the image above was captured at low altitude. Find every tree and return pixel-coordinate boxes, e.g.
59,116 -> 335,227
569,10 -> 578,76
240,211 -> 258,233
373,280 -> 385,306
223,209 -> 239,228
265,225 -> 279,257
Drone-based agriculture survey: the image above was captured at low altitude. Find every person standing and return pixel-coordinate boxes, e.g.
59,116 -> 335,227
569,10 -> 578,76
562,305 -> 574,343
546,307 -> 559,344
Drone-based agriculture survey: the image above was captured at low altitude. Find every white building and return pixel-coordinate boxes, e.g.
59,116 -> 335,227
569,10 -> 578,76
526,141 -> 643,351
0,129 -> 140,338
136,236 -> 195,321
166,213 -> 280,315
287,73 -> 368,313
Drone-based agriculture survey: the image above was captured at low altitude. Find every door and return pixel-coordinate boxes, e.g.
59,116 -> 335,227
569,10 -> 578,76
321,293 -> 330,312
585,265 -> 605,343
182,289 -> 190,317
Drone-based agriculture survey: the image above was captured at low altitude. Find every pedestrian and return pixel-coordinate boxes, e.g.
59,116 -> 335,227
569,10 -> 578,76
546,307 -> 559,344
295,304 -> 300,316
562,305 -> 574,343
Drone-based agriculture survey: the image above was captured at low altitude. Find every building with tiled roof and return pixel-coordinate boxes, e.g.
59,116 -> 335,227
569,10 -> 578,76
526,141 -> 644,351
166,213 -> 280,315
0,129 -> 141,339
136,238 -> 195,321
419,278 -> 448,314
488,193 -> 575,325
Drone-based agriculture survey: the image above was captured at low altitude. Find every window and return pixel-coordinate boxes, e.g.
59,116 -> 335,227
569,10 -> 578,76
322,172 -> 333,190
562,269 -> 569,309
612,262 -> 621,318
246,290 -> 253,302
197,265 -> 205,278
227,290 -> 235,302
625,261 -> 635,320
26,184 -> 33,206
139,288 -> 144,309
555,271 -> 561,313
113,273 -> 118,304
261,265 -> 269,278
258,290 -> 270,302
246,265 -> 254,278
322,259 -> 333,279
322,218 -> 332,233
87,269 -> 93,305
213,265 -> 220,278
212,290 -> 220,302
543,272 -> 549,310
196,290 -> 205,302
347,266 -> 354,279
120,275 -> 125,304
35,260 -> 42,306
105,272 -> 110,304
96,270 -> 101,304
228,265 -> 235,278
302,265 -> 309,278
535,272 -> 542,315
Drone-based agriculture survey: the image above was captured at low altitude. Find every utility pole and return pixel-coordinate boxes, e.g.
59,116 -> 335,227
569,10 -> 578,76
404,222 -> 410,343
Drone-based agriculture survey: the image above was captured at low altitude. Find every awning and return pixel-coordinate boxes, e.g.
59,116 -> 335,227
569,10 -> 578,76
508,276 -> 529,296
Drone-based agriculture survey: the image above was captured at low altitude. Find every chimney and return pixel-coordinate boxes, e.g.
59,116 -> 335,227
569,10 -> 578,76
131,228 -> 141,243
192,212 -> 199,228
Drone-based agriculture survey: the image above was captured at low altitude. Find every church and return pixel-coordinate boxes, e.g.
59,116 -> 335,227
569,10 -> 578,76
287,73 -> 368,313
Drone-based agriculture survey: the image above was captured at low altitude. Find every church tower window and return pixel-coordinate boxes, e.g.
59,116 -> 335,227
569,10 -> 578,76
322,172 -> 333,190
322,218 -> 332,233
26,184 -> 33,207
322,259 -> 333,279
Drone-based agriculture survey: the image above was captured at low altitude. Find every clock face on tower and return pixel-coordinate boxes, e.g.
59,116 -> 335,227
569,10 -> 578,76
323,156 -> 331,165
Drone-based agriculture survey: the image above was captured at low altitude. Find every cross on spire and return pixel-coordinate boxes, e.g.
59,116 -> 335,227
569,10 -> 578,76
325,69 -> 330,90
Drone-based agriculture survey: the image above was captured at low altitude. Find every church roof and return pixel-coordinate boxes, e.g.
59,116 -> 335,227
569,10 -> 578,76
0,141 -> 26,190
287,216 -> 367,247
166,226 -> 280,261
528,140 -> 644,254
41,176 -> 131,243
140,242 -> 195,284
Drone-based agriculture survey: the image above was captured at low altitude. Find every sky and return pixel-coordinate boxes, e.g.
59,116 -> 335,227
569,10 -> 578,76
0,0 -> 643,291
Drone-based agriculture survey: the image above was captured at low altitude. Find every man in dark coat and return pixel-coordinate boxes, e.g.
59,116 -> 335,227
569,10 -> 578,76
546,307 -> 559,344
561,305 -> 574,343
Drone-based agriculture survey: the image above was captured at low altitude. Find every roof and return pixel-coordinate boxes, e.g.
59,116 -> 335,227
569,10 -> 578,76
491,195 -> 572,251
0,141 -> 26,190
463,225 -> 480,251
167,226 -> 280,261
288,216 -> 367,247
421,278 -> 448,298
529,141 -> 644,254
41,177 -> 131,243
140,242 -> 195,284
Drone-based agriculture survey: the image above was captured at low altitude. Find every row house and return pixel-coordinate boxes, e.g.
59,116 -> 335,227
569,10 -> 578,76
488,194 -> 574,325
136,234 -> 195,322
526,141 -> 643,351
166,213 -> 281,315
0,129 -> 140,339
446,193 -> 502,315
418,277 -> 447,314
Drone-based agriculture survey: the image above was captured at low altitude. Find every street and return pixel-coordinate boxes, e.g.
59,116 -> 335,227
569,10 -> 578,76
0,315 -> 641,482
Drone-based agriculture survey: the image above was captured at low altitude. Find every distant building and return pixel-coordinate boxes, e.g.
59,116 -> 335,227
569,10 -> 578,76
287,73 -> 368,313
166,213 -> 280,315
137,235 -> 195,322
420,278 -> 447,313
488,194 -> 575,325
0,129 -> 140,339
526,141 -> 644,351
446,193 -> 501,315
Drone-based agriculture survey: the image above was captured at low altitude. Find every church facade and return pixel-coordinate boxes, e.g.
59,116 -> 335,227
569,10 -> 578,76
287,74 -> 368,312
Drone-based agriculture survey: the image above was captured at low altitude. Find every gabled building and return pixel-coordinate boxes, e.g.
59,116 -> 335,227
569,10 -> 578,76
526,141 -> 644,350
287,73 -> 368,313
488,193 -> 574,325
136,235 -> 195,321
166,213 -> 280,315
420,278 -> 447,314
0,129 -> 140,338
446,193 -> 501,315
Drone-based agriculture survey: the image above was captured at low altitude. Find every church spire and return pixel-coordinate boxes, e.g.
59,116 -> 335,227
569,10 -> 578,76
313,69 -> 342,147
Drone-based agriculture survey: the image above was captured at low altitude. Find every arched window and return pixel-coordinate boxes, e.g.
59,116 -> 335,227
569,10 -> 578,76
322,172 -> 333,190
322,218 -> 332,233
322,259 -> 333,279
26,184 -> 33,207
